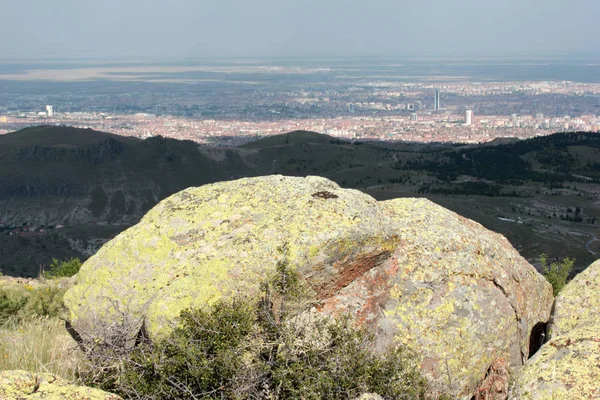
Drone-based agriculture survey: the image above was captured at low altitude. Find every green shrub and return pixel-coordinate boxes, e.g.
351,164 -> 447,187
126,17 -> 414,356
123,301 -> 255,399
82,299 -> 429,400
267,315 -> 427,400
540,254 -> 574,296
80,262 -> 432,399
0,282 -> 66,322
0,285 -> 29,323
43,257 -> 82,279
18,285 -> 66,320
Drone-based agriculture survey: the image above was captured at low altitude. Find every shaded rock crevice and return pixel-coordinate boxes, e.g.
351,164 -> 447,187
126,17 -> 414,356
528,321 -> 547,358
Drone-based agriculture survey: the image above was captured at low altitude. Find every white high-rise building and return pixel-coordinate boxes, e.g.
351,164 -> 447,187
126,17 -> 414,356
45,105 -> 53,117
465,109 -> 473,126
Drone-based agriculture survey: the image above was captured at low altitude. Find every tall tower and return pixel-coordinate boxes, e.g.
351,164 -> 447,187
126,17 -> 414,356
45,105 -> 53,117
465,109 -> 473,126
434,89 -> 440,110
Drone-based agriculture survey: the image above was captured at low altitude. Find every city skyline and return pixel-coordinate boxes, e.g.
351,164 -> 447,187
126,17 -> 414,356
2,77 -> 598,146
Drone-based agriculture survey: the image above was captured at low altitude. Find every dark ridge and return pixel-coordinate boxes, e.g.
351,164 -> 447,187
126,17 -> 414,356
240,130 -> 334,149
1,126 -> 599,277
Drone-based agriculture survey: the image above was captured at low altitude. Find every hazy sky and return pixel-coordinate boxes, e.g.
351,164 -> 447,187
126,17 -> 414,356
1,0 -> 598,60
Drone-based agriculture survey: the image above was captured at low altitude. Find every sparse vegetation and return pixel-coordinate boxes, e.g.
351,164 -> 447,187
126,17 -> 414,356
81,298 -> 429,399
0,316 -> 83,380
43,257 -> 82,279
18,283 -> 66,320
0,284 -> 28,323
0,277 -> 82,381
0,281 -> 66,322
540,254 -> 575,296
78,260 -> 434,399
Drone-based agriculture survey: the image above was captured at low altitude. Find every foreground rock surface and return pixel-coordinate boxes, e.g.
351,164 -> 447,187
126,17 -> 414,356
375,199 -> 552,397
64,175 -> 553,398
0,370 -> 121,400
549,259 -> 600,338
519,260 -> 600,399
519,324 -> 600,399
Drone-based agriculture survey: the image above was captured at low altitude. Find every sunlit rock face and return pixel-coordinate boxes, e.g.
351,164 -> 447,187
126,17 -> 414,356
64,175 -> 553,399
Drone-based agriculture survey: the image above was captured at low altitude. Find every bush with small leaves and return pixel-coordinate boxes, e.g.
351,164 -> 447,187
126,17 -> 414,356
79,261 -> 434,399
267,315 -> 428,400
0,285 -> 29,323
540,254 -> 574,296
0,281 -> 66,323
43,257 -> 82,279
18,284 -> 66,320
82,298 -> 431,400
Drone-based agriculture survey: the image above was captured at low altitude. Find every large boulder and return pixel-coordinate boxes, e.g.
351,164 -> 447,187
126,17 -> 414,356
64,175 -> 553,398
0,370 -> 121,399
518,260 -> 600,398
64,176 -> 401,341
320,198 -> 553,398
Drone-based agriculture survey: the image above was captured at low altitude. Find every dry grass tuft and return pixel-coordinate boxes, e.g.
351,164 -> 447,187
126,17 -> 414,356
0,316 -> 84,381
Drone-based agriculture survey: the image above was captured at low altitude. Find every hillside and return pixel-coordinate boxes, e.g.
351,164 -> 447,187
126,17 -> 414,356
0,126 -> 599,276
0,126 -> 247,224
240,129 -> 337,149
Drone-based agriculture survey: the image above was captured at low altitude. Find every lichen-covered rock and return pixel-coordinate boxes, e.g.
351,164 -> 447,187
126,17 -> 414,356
518,260 -> 600,398
548,259 -> 600,338
63,175 -> 553,399
320,198 -> 553,398
64,175 -> 401,342
518,323 -> 600,399
473,358 -> 509,400
0,370 -> 121,399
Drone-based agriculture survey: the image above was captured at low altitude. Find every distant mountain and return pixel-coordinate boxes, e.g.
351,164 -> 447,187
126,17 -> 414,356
1,126 -> 599,276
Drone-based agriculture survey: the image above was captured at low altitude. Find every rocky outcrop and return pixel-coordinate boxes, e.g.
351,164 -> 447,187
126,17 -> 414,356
0,370 -> 121,399
64,175 -> 400,342
329,198 -> 553,398
0,179 -> 83,198
0,126 -> 231,229
63,175 -> 553,399
473,358 -> 509,400
518,260 -> 600,398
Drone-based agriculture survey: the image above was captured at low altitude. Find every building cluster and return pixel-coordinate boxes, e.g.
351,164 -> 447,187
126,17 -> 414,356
0,80 -> 599,146
1,110 -> 598,146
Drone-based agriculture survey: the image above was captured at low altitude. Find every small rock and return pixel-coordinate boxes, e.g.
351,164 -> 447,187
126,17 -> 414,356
0,370 -> 121,399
